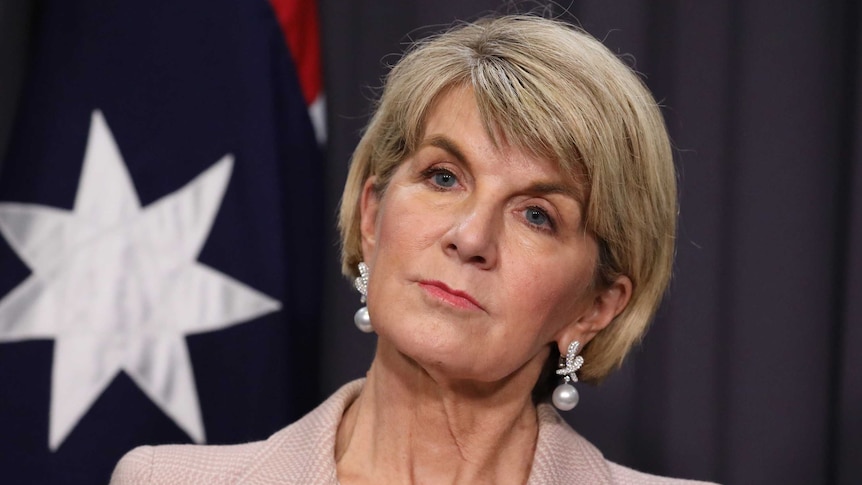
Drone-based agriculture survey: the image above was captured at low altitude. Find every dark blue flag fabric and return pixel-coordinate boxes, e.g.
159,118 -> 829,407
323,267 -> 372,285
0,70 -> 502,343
0,0 -> 324,483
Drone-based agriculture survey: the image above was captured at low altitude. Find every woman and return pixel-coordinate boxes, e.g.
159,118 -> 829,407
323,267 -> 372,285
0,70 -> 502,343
112,15 -> 715,484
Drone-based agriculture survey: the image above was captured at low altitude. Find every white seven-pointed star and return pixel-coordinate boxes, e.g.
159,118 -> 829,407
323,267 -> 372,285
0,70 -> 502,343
0,111 -> 281,451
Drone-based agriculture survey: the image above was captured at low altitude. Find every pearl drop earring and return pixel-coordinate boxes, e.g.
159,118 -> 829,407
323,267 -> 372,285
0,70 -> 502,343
353,262 -> 373,333
552,340 -> 583,411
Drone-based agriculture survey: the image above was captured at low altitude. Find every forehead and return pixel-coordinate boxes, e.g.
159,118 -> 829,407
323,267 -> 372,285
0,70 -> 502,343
418,86 -> 587,198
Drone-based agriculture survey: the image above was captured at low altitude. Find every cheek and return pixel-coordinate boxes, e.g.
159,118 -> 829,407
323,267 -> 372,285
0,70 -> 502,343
374,192 -> 446,256
502,251 -> 595,332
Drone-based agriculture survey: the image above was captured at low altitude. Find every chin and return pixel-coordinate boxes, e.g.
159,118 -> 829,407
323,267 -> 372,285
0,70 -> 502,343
394,335 -> 521,384
380,327 -> 474,375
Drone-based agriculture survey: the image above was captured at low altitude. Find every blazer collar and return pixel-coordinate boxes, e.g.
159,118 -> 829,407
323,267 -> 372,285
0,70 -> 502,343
527,403 -> 615,484
241,379 -> 614,484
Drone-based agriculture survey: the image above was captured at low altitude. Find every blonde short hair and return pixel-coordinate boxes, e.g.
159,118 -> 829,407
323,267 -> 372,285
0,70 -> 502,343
338,15 -> 676,383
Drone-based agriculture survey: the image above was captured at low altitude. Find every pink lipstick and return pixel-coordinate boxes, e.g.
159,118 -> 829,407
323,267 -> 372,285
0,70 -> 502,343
418,280 -> 483,311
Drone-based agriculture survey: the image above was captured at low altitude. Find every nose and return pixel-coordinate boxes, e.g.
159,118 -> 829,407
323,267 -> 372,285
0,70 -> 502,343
441,199 -> 499,269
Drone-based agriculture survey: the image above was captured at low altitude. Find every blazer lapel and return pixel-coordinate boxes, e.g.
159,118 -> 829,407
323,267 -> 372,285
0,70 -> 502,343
527,404 -> 615,485
238,380 -> 365,484
235,380 -> 614,484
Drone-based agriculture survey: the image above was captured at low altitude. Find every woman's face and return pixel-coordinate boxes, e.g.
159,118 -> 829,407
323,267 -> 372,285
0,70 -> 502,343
360,87 -> 625,384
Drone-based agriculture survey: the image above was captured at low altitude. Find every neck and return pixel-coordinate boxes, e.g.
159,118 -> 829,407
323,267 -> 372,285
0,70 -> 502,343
335,339 -> 547,485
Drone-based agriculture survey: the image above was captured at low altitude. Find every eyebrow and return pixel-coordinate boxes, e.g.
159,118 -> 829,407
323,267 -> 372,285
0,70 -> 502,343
523,182 -> 584,204
421,135 -> 585,203
424,135 -> 468,164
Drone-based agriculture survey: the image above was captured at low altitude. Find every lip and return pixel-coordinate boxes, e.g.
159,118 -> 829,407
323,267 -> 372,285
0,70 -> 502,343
418,280 -> 484,311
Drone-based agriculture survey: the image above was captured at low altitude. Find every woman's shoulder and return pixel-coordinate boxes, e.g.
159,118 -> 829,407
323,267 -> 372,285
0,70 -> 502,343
533,403 -> 719,485
607,461 -> 719,485
111,441 -> 265,484
109,379 -> 365,484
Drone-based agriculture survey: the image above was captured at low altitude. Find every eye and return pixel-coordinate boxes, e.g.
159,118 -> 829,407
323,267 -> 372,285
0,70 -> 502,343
424,168 -> 459,189
433,170 -> 457,188
523,206 -> 554,230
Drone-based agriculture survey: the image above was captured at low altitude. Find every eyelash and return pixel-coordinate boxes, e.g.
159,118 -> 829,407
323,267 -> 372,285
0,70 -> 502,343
523,206 -> 556,233
420,165 -> 557,233
421,166 -> 460,191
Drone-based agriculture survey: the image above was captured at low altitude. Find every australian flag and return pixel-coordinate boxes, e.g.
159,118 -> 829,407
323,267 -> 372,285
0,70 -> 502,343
0,0 -> 324,483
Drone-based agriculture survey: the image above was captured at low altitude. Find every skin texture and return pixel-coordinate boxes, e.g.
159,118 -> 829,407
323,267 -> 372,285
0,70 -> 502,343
335,87 -> 632,485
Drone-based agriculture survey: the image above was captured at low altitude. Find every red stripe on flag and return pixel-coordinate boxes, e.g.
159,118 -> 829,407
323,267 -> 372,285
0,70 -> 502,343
269,0 -> 323,107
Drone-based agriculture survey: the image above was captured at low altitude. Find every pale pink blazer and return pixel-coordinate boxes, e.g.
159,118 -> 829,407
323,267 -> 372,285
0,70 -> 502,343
111,380 -> 717,484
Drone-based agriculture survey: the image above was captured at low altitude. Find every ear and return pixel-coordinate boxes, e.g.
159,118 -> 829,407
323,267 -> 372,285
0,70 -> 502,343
555,275 -> 632,353
359,176 -> 381,260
